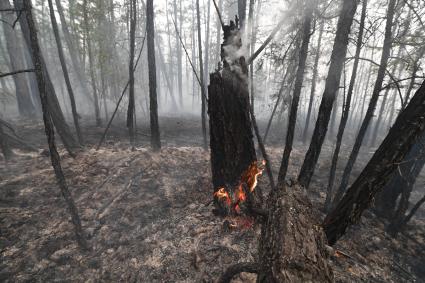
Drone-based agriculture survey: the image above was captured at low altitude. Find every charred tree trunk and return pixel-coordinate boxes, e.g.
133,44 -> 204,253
146,0 -> 161,150
0,122 -> 14,161
257,183 -> 333,282
48,0 -> 83,145
23,0 -> 87,249
14,0 -> 78,155
277,3 -> 313,183
127,0 -> 136,145
326,0 -> 367,208
208,19 -> 258,215
298,0 -> 359,188
337,0 -> 396,196
324,80 -> 425,245
238,0 -> 247,29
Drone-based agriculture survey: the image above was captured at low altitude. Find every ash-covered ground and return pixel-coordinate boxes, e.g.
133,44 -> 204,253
1,116 -> 424,282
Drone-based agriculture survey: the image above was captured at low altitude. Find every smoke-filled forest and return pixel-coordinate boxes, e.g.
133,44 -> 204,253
1,0 -> 425,281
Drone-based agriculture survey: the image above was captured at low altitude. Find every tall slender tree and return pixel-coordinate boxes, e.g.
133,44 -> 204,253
337,0 -> 397,195
127,0 -> 137,145
298,0 -> 359,188
22,0 -> 87,249
47,0 -> 83,145
146,0 -> 161,150
277,1 -> 313,183
196,0 -> 207,149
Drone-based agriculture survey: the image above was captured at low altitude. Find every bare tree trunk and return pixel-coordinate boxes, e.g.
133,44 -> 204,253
23,0 -> 87,249
302,19 -> 324,143
83,0 -> 101,126
146,0 -> 161,150
0,122 -> 14,161
337,0 -> 396,196
0,0 -> 36,118
14,0 -> 78,155
196,0 -> 208,149
277,3 -> 313,183
257,183 -> 333,282
127,0 -> 136,145
237,0 -> 247,29
48,0 -> 83,145
326,0 -> 368,208
173,0 -> 183,107
298,0 -> 359,188
323,80 -> 425,245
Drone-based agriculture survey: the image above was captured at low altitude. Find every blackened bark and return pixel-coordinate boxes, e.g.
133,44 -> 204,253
277,3 -> 313,183
298,0 -> 359,188
0,0 -> 36,117
0,122 -> 14,160
302,19 -> 324,143
48,0 -> 83,145
127,0 -> 136,145
323,80 -> 425,245
14,0 -> 78,155
237,0 -> 247,29
257,183 -> 333,282
196,0 -> 208,149
23,0 -> 87,249
398,194 -> 425,230
326,0 -> 367,208
146,0 -> 161,150
337,0 -> 396,195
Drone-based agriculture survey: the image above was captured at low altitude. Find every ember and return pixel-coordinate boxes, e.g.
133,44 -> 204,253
213,160 -> 266,216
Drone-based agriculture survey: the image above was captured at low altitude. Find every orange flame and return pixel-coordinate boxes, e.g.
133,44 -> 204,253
213,160 -> 265,216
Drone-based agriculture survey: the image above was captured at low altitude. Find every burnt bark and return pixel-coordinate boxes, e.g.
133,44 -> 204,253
23,0 -> 87,249
127,0 -> 136,145
257,183 -> 333,282
323,80 -> 425,245
146,0 -> 161,150
298,0 -> 359,188
0,122 -> 14,160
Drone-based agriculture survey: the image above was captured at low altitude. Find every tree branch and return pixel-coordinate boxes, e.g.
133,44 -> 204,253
0,69 -> 35,78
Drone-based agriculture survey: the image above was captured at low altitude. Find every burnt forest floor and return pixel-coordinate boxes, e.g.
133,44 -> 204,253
1,115 -> 424,282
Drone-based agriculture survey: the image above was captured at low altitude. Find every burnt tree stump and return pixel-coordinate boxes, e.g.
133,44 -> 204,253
208,18 -> 258,215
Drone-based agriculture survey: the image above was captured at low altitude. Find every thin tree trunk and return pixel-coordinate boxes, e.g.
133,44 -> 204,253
298,0 -> 359,188
326,0 -> 368,208
146,0 -> 161,150
277,3 -> 313,183
324,79 -> 425,245
196,0 -> 208,149
237,0 -> 247,29
173,0 -> 183,107
83,0 -> 101,126
0,122 -> 14,160
23,0 -> 87,249
127,0 -> 136,145
55,0 -> 92,104
48,0 -> 83,145
337,0 -> 397,196
302,19 -> 324,143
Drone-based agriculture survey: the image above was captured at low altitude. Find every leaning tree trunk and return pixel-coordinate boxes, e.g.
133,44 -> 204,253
337,0 -> 397,195
48,0 -> 83,145
298,0 -> 359,188
23,0 -> 87,249
208,19 -> 258,216
257,183 -> 333,282
324,80 -> 425,245
14,0 -> 79,155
